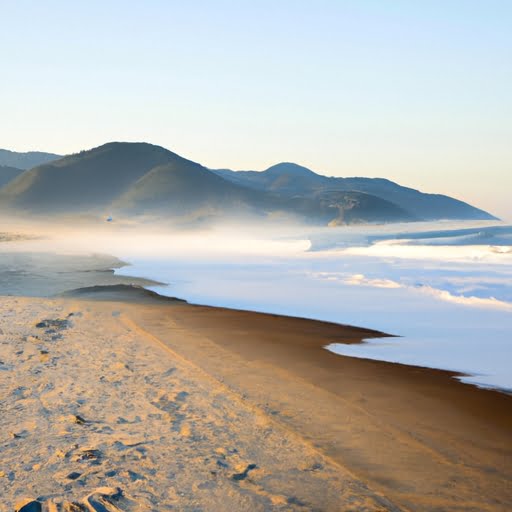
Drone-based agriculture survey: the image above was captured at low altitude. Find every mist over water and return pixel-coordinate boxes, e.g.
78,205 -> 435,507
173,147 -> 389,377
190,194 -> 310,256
3,218 -> 511,390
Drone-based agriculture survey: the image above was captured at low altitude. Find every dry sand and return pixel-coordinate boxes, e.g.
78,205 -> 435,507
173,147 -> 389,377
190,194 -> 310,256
0,295 -> 396,511
0,244 -> 511,511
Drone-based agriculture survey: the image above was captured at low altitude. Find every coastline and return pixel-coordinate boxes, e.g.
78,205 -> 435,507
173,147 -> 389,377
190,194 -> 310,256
1,245 -> 511,510
116,257 -> 512,393
116,287 -> 512,511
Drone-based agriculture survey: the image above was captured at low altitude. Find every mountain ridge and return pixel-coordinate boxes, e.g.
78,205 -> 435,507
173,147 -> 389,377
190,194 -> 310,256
214,164 -> 495,221
0,142 -> 497,224
0,148 -> 62,170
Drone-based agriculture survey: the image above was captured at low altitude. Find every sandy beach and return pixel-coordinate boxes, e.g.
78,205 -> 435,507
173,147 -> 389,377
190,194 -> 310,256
1,294 -> 400,512
1,245 -> 511,511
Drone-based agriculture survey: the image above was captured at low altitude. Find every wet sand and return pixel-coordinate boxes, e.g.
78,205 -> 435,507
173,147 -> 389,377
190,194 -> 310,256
1,244 -> 511,511
104,286 -> 512,512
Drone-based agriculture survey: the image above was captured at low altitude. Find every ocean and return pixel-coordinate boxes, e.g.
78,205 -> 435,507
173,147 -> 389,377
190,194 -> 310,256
115,221 -> 512,392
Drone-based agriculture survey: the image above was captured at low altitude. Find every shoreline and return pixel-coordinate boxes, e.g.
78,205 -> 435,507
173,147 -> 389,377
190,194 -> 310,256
2,228 -> 511,392
59,285 -> 512,509
76,280 -> 512,396
325,341 -> 512,396
1,237 -> 510,396
123,270 -> 512,394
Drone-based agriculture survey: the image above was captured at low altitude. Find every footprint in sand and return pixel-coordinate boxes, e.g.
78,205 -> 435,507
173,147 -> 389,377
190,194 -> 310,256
82,487 -> 128,511
15,487 -> 130,512
35,318 -> 70,331
15,500 -> 42,512
34,317 -> 73,343
231,463 -> 258,481
72,448 -> 103,465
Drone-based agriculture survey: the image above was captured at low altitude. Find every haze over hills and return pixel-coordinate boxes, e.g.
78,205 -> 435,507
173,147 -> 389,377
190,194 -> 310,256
0,148 -> 61,170
0,142 -> 497,225
214,163 -> 495,222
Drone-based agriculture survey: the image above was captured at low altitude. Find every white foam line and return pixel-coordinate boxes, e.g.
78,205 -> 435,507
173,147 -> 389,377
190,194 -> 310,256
311,272 -> 512,312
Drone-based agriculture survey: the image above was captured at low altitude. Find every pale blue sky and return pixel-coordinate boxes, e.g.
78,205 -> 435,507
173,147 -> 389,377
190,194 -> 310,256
1,1 -> 511,218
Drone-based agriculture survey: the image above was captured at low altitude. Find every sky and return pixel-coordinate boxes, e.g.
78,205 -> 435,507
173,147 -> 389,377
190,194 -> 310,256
1,1 -> 511,219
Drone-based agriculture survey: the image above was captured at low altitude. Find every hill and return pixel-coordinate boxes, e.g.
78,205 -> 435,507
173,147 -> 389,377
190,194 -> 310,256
113,159 -> 266,219
214,163 -> 496,222
0,165 -> 24,187
0,143 -> 183,212
114,159 -> 413,224
0,149 -> 61,169
0,142 -> 495,224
